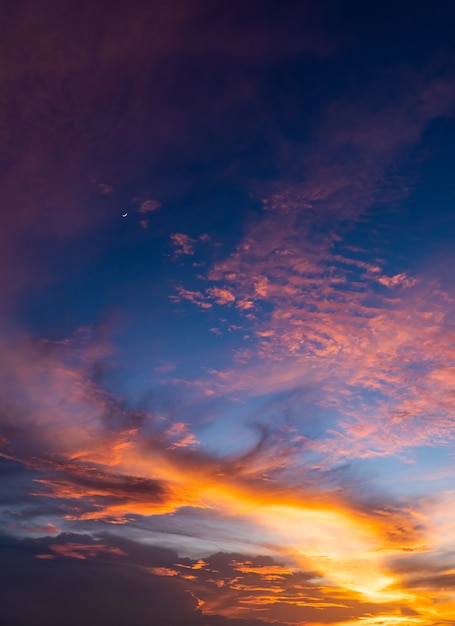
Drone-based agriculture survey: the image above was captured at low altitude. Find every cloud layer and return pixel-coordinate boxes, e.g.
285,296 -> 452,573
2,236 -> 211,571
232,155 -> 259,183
2,2 -> 455,625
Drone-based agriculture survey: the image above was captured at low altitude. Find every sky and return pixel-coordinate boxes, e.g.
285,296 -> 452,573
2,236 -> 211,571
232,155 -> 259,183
2,1 -> 455,624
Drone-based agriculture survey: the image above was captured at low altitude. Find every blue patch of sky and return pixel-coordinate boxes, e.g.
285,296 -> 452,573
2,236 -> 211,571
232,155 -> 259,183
350,444 -> 455,501
198,385 -> 340,459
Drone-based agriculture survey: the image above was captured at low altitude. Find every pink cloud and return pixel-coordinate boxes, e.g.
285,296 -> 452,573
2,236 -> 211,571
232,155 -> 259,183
138,199 -> 161,213
171,233 -> 197,256
378,273 -> 417,288
165,422 -> 200,449
206,287 -> 236,305
171,285 -> 212,308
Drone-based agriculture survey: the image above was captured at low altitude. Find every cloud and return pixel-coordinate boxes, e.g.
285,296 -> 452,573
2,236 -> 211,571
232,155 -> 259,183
0,322 -> 436,609
171,284 -> 213,308
44,541 -> 126,560
377,273 -> 418,288
165,422 -> 200,449
171,233 -> 197,255
0,293 -> 453,621
18,523 -> 61,536
166,67 -> 455,464
138,199 -> 161,213
93,180 -> 114,194
207,287 -> 236,305
0,532 -> 203,626
1,531 -> 432,626
2,6 -> 455,623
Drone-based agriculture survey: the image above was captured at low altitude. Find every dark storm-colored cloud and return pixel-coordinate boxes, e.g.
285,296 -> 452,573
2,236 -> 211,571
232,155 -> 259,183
0,532 -> 415,626
168,551 -> 419,625
29,459 -> 173,522
0,532 -> 203,626
0,532 -> 305,626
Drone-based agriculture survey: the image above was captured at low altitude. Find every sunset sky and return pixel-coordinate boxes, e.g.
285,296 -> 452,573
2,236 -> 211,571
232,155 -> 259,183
2,2 -> 455,625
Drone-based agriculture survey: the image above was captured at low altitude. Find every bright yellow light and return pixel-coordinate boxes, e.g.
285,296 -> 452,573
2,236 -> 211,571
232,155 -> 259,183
249,503 -> 411,603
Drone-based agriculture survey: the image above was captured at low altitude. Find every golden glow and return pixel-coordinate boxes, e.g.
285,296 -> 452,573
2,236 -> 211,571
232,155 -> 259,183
25,433 -> 432,613
4,326 -> 455,625
254,503 -> 407,603
337,618 -> 424,626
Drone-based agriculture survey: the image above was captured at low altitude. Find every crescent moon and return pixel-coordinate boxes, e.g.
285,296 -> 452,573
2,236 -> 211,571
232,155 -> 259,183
122,212 -> 128,218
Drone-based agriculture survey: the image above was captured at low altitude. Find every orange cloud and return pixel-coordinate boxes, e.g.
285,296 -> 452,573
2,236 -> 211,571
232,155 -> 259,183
48,542 -> 126,560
